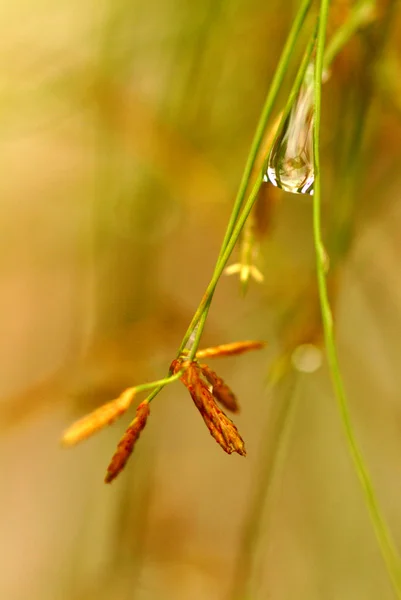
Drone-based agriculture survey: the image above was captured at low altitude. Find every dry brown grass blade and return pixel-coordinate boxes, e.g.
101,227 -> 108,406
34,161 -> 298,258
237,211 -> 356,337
105,401 -> 150,484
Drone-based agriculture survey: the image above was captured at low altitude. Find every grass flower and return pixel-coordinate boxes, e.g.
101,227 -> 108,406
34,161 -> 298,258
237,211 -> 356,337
63,341 -> 265,480
171,359 -> 246,456
105,401 -> 150,483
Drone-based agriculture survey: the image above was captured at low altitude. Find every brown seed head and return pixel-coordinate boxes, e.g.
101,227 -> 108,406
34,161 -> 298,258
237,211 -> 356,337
61,387 -> 136,446
200,364 -> 239,413
180,362 -> 246,456
195,340 -> 265,359
105,401 -> 150,484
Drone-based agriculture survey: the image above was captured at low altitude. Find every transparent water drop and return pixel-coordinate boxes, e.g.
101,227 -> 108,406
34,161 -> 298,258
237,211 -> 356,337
266,64 -> 314,195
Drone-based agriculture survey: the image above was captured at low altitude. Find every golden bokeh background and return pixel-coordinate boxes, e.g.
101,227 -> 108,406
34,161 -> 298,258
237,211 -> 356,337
1,1 -> 401,599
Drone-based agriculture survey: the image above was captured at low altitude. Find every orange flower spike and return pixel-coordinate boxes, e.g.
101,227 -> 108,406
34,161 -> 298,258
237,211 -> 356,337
196,340 -> 265,359
105,401 -> 150,484
181,362 -> 246,456
61,387 -> 136,447
175,361 -> 204,407
200,364 -> 239,413
199,384 -> 246,456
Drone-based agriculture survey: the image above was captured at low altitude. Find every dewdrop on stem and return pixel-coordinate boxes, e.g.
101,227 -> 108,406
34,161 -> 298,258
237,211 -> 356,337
265,62 -> 315,195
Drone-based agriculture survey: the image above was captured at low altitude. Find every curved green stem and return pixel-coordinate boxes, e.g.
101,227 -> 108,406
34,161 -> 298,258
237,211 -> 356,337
313,0 -> 401,595
183,27 -> 318,360
218,0 -> 313,248
145,0 -> 379,402
177,0 -> 313,356
134,371 -> 183,400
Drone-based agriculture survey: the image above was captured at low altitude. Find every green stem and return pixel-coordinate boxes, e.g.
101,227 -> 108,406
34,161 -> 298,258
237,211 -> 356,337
177,0 -> 313,355
139,0 -> 312,404
218,0 -> 313,251
141,0 -> 312,407
145,175 -> 263,402
313,0 -> 401,595
182,27 -> 318,360
134,371 -> 183,397
188,310 -> 209,361
144,0 -> 377,403
185,174 -> 264,337
233,0 -> 377,293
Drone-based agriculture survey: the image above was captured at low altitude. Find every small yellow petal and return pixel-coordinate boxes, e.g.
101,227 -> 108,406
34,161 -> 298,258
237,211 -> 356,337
224,263 -> 242,276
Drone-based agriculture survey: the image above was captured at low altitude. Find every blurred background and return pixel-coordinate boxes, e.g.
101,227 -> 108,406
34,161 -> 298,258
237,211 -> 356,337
1,0 -> 401,598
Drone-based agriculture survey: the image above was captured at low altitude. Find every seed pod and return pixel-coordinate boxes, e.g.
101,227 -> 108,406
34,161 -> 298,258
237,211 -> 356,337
105,401 -> 150,483
180,362 -> 246,456
195,340 -> 265,359
200,364 -> 239,413
61,387 -> 136,446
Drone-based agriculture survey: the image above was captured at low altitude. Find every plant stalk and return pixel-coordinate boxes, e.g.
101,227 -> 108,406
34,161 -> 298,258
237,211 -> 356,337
313,0 -> 401,595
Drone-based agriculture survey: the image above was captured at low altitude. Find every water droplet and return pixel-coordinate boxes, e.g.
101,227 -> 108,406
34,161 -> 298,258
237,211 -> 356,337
266,64 -> 314,195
